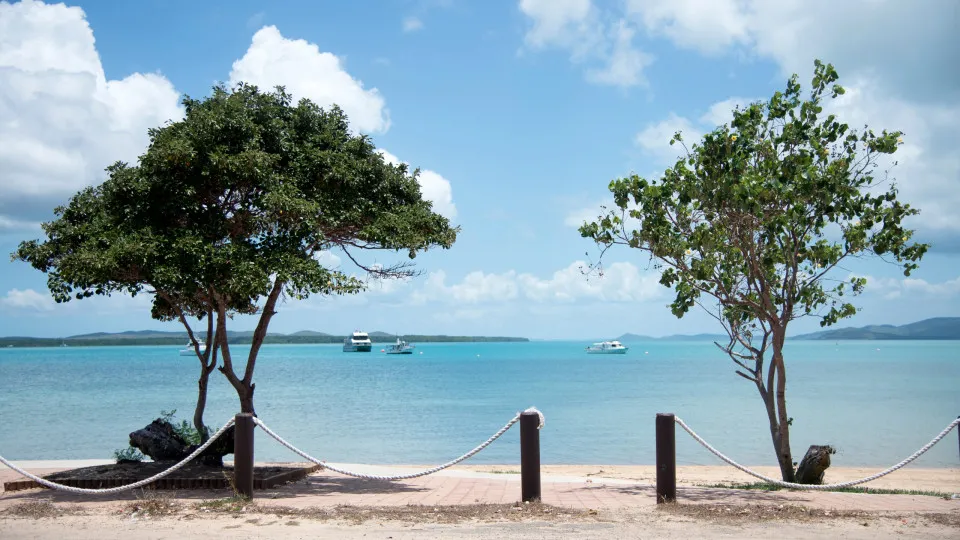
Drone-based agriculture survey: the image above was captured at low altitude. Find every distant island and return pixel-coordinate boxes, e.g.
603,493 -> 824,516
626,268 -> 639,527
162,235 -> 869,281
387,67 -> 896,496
0,330 -> 529,348
614,317 -> 960,342
792,317 -> 960,340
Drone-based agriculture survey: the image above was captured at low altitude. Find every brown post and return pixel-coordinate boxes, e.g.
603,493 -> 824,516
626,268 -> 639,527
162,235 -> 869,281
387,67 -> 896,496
234,413 -> 255,499
520,411 -> 541,502
656,413 -> 676,503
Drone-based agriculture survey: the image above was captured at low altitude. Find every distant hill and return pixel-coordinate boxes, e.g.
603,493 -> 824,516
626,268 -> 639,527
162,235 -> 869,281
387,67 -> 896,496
0,329 -> 528,348
616,332 -> 728,342
793,317 -> 960,340
289,330 -> 331,337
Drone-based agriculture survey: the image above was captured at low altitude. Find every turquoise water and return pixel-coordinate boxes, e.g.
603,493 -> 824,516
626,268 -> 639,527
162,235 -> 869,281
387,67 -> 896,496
0,341 -> 958,467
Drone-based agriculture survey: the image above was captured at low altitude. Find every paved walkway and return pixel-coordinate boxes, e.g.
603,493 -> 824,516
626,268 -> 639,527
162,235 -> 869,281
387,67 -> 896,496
1,463 -> 958,514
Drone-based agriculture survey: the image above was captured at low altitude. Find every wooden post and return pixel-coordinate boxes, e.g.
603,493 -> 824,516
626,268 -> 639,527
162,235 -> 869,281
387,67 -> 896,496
234,413 -> 255,499
956,416 -> 959,463
656,413 -> 676,503
520,411 -> 541,502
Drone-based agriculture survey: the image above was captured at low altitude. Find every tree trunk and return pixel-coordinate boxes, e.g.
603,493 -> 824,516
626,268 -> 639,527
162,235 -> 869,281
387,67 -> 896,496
770,331 -> 795,483
193,373 -> 210,443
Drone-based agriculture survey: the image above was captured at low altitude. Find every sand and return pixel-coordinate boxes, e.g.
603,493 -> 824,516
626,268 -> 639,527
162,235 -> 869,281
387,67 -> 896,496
1,462 -> 958,539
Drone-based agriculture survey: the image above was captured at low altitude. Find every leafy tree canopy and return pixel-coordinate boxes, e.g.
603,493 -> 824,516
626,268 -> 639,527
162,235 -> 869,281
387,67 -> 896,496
579,60 -> 927,481
15,83 -> 459,413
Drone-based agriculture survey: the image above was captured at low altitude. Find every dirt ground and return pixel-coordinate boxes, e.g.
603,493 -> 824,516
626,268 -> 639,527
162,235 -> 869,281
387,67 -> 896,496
0,502 -> 957,539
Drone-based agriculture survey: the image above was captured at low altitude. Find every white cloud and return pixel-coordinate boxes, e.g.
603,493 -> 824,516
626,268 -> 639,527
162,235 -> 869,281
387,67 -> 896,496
314,250 -> 342,268
402,16 -> 423,32
528,0 -> 959,234
624,0 -> 958,100
861,274 -> 960,300
634,83 -> 960,232
634,113 -> 701,163
824,80 -> 960,232
584,20 -> 654,88
412,261 -> 663,305
519,0 -> 594,50
626,0 -> 750,55
519,261 -> 662,302
230,25 -> 390,134
518,0 -> 651,88
377,149 -> 457,220
0,0 -> 183,231
412,270 -> 519,305
0,288 -> 54,312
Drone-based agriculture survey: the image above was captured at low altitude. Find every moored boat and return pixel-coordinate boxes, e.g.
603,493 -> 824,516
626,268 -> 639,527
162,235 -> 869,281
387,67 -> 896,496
343,330 -> 373,352
179,342 -> 207,356
385,337 -> 415,355
585,341 -> 628,354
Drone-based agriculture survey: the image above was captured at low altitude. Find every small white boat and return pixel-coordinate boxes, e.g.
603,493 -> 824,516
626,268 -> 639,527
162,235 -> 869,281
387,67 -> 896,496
585,341 -> 629,354
179,342 -> 207,356
385,337 -> 415,355
343,330 -> 373,352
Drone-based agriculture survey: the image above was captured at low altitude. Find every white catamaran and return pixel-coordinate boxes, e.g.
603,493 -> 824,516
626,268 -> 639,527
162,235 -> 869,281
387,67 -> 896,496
343,330 -> 373,352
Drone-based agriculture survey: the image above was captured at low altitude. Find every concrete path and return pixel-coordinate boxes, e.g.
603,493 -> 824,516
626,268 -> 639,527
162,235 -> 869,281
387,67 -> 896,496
2,462 -> 958,514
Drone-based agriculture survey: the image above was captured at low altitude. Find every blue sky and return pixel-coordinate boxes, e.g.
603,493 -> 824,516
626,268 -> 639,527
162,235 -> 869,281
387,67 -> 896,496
0,0 -> 957,339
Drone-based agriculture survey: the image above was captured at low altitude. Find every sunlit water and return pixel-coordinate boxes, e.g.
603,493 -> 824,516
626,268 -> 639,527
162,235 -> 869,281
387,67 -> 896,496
1,340 -> 957,467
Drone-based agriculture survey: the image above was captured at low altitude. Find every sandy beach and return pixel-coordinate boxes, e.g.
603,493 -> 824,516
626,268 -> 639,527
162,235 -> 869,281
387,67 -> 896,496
1,461 -> 957,538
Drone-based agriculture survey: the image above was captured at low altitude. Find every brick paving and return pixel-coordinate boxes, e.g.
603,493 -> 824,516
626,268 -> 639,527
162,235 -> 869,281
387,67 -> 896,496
2,465 -> 958,514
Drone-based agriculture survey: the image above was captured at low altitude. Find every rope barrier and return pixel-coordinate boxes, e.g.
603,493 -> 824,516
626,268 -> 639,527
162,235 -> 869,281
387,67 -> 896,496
674,416 -> 960,490
254,407 -> 544,481
0,418 -> 237,495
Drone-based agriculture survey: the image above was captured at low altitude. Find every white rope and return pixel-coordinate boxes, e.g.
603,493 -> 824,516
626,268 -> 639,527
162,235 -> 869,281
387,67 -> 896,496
675,416 -> 960,490
254,407 -> 544,481
0,418 -> 236,495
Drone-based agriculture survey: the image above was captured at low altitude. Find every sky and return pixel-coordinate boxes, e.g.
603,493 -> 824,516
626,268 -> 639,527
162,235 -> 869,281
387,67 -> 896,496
0,0 -> 958,340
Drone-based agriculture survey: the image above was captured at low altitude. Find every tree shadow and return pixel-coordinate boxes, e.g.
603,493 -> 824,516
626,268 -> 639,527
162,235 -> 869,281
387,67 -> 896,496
0,471 -> 427,506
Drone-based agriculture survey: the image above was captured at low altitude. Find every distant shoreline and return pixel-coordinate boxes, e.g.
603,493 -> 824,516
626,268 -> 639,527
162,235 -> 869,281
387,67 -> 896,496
0,335 -> 530,348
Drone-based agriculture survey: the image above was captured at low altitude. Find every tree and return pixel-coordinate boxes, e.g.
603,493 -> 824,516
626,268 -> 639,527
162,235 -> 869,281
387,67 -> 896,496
16,83 -> 458,417
579,60 -> 927,482
13,170 -> 235,443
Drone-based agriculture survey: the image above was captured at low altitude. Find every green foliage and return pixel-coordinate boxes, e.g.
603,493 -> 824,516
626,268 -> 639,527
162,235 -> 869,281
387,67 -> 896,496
113,446 -> 145,463
580,60 -> 928,481
14,83 -> 457,320
13,83 -> 459,412
159,409 -> 211,446
580,60 -> 927,333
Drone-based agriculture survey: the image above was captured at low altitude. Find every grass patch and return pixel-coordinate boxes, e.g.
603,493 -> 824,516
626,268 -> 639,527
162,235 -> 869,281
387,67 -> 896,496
696,481 -> 954,498
193,500 -> 598,524
2,501 -> 83,519
484,469 -> 521,475
195,496 -> 253,514
123,491 -> 182,518
659,502 -> 876,523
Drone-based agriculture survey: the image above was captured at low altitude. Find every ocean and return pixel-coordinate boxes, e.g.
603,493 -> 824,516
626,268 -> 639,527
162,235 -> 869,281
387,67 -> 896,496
1,340 -> 958,468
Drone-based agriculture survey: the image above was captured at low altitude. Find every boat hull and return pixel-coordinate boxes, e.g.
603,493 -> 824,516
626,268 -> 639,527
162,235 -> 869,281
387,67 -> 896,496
343,344 -> 372,352
586,349 -> 628,354
386,350 -> 414,355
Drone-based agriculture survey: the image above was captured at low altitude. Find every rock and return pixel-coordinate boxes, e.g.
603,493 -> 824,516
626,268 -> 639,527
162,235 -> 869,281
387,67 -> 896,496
128,419 -> 234,465
129,419 -> 189,462
795,445 -> 836,484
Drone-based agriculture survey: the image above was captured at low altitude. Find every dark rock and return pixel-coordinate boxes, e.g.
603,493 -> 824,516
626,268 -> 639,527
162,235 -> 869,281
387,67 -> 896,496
795,445 -> 836,484
128,419 -> 234,465
129,419 -> 189,462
